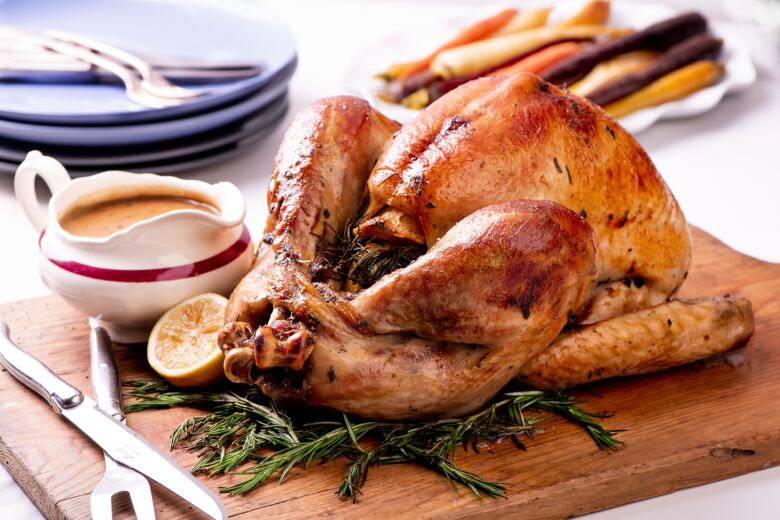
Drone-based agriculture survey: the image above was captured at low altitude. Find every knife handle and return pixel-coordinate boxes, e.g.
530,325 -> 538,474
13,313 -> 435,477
89,324 -> 124,422
0,321 -> 83,413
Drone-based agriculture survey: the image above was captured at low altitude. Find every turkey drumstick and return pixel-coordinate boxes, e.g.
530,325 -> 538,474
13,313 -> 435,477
226,197 -> 598,420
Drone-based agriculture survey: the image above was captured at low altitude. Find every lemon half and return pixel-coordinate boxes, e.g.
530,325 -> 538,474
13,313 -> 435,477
148,293 -> 228,388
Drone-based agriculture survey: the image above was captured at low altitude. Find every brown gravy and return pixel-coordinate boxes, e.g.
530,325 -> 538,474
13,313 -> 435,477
60,193 -> 219,237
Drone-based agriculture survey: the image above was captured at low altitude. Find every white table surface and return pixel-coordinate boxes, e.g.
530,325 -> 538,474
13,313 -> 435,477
1,0 -> 779,518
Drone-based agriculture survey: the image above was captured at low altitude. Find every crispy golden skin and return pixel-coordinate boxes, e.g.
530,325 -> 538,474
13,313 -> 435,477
220,77 -> 754,421
518,297 -> 754,389
352,200 -> 598,352
221,95 -> 399,375
361,73 -> 690,322
225,199 -> 598,420
301,200 -> 596,420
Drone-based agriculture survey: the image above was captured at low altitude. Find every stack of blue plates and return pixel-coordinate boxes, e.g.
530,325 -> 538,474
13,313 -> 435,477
0,0 -> 296,174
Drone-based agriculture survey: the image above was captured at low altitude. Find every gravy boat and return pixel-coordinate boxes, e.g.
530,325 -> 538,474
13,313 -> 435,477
14,151 -> 253,342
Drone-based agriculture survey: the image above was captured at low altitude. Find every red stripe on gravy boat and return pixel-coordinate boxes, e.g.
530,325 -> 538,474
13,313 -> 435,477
40,226 -> 251,282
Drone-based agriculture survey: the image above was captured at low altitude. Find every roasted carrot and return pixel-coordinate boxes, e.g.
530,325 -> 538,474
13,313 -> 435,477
542,12 -> 707,86
589,34 -> 722,106
569,51 -> 657,96
431,24 -> 627,79
491,42 -> 584,76
559,0 -> 611,27
424,39 -> 595,105
398,7 -> 518,80
388,67 -> 438,101
605,60 -> 723,117
490,8 -> 552,37
376,61 -> 414,81
400,88 -> 430,110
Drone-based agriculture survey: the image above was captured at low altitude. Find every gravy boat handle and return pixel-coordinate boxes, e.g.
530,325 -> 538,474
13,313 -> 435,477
14,151 -> 72,232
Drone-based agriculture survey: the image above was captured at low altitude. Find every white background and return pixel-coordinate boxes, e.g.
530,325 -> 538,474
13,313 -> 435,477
1,0 -> 779,518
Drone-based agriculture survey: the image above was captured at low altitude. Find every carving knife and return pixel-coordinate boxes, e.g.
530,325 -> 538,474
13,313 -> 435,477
0,321 -> 227,520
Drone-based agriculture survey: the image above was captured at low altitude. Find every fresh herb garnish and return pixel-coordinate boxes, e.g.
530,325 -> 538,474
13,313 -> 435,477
319,221 -> 424,288
124,381 -> 622,501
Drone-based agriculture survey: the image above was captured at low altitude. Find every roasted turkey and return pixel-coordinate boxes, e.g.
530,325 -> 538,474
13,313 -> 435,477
219,73 -> 754,421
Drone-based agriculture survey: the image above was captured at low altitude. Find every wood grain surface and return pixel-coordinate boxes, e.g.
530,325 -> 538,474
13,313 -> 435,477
0,228 -> 778,520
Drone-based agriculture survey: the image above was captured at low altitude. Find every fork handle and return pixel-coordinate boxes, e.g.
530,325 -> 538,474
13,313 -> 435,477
89,323 -> 124,422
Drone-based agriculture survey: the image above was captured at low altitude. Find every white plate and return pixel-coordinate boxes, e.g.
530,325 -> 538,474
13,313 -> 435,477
344,1 -> 756,134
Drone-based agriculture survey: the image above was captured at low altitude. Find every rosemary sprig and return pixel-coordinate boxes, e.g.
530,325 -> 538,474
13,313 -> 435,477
508,391 -> 625,449
124,381 -> 298,450
319,220 -> 425,288
124,381 -> 622,501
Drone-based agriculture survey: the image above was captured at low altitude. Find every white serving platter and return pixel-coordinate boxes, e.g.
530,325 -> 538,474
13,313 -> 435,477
344,1 -> 756,134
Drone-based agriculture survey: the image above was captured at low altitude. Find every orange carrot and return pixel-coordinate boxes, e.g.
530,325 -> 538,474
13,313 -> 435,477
399,8 -> 518,79
491,42 -> 584,77
558,0 -> 611,27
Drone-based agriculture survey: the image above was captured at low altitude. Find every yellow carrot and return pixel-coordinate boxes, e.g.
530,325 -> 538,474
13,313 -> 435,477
605,60 -> 724,117
375,61 -> 414,81
431,24 -> 628,79
400,88 -> 430,110
398,7 -> 518,80
490,8 -> 552,37
491,42 -> 584,76
569,51 -> 658,96
559,0 -> 611,27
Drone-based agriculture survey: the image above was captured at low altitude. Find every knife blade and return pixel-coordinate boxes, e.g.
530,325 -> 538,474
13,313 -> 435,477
0,321 -> 227,520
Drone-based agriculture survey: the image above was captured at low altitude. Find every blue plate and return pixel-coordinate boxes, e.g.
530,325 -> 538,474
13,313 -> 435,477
0,94 -> 289,166
0,0 -> 297,125
0,125 -> 276,175
0,61 -> 294,146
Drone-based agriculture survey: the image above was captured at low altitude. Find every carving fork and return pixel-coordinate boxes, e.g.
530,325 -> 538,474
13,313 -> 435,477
89,322 -> 156,520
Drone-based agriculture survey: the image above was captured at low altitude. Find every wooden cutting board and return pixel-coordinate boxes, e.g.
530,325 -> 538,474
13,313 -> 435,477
1,227 -> 779,520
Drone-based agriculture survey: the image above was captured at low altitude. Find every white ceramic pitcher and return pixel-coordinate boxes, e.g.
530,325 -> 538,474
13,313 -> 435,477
14,151 -> 253,342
